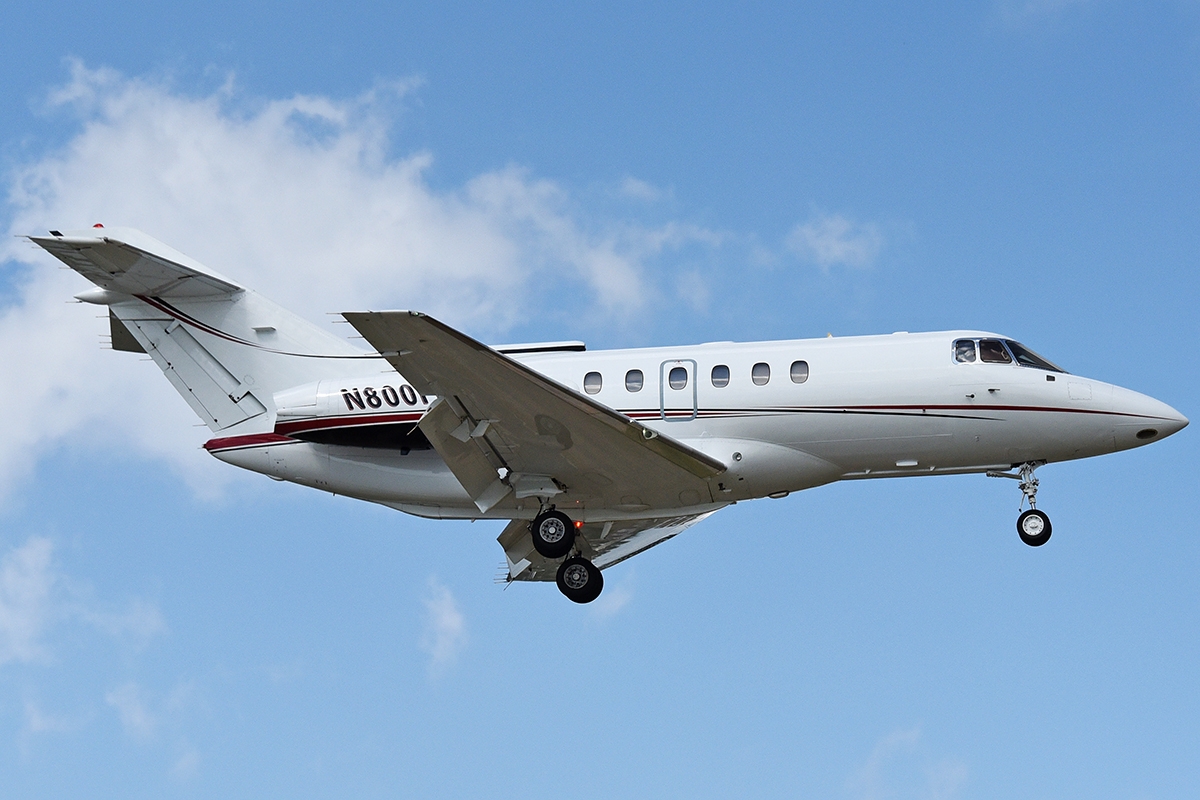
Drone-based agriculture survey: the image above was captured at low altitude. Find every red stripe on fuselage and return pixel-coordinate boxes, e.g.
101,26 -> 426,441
208,402 -> 1166,454
204,433 -> 295,452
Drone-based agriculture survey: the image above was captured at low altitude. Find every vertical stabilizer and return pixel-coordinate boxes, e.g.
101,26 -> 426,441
32,228 -> 383,434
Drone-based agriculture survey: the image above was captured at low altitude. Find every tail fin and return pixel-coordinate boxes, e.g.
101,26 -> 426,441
32,227 -> 379,433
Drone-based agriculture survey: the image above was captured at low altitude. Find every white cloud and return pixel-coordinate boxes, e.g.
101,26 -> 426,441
0,61 -> 723,500
74,597 -> 167,644
996,0 -> 1093,26
0,536 -> 55,665
420,577 -> 466,677
105,681 -> 156,739
0,535 -> 166,668
847,727 -> 968,800
589,575 -> 633,620
619,176 -> 664,202
787,212 -> 883,270
23,698 -> 81,735
170,744 -> 201,781
673,270 -> 711,312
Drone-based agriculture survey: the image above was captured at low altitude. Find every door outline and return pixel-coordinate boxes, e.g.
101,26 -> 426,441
659,359 -> 698,421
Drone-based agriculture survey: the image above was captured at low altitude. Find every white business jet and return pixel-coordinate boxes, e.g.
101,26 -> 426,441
31,227 -> 1188,603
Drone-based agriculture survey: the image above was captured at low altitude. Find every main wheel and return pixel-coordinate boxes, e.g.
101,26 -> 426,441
1017,509 -> 1052,547
556,557 -> 603,604
530,509 -> 575,558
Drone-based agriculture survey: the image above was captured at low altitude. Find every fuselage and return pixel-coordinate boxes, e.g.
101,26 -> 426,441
205,329 -> 1188,521
34,227 -> 1189,601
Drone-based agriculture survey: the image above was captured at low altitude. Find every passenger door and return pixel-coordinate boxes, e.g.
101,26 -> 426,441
659,359 -> 698,421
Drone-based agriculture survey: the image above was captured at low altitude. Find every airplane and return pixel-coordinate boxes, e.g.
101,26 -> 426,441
30,226 -> 1188,603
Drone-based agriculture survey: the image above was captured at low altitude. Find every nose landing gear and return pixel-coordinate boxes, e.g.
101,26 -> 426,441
988,461 -> 1052,547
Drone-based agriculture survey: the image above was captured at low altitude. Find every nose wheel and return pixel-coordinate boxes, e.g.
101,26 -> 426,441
988,461 -> 1052,547
1017,508 -> 1052,547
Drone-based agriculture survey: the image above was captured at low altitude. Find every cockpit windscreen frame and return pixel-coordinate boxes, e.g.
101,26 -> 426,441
953,338 -> 1067,374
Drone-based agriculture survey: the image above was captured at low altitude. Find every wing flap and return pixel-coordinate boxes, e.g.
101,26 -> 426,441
498,511 -> 721,582
342,311 -> 725,513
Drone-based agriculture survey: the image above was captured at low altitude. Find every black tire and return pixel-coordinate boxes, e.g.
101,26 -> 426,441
556,557 -> 604,604
1017,509 -> 1052,547
530,510 -> 575,559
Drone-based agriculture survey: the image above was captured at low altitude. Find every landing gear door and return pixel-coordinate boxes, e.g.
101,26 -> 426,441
659,359 -> 698,421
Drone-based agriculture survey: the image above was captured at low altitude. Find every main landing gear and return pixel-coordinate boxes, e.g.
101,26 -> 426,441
557,556 -> 604,604
988,461 -> 1052,547
530,508 -> 575,559
530,508 -> 604,604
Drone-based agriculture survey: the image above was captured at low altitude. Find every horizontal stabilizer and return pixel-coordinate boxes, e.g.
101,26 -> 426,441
30,228 -> 242,298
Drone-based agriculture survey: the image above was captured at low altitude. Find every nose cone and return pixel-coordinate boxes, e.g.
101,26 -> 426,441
1110,385 -> 1188,446
1162,406 -> 1189,437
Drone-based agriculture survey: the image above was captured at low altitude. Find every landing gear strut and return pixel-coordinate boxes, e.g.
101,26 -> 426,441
988,461 -> 1052,547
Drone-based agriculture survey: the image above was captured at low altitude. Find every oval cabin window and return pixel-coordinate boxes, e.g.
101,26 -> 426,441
669,366 -> 688,389
583,371 -> 603,394
752,362 -> 770,386
711,364 -> 730,388
625,369 -> 644,392
790,360 -> 809,383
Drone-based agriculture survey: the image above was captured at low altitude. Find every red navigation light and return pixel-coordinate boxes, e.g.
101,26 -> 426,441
93,223 -> 104,228
574,520 -> 584,529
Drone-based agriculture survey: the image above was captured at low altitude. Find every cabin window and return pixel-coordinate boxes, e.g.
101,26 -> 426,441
669,366 -> 688,389
953,339 -> 977,363
583,371 -> 603,394
625,369 -> 644,392
790,360 -> 809,384
979,339 -> 1013,364
752,362 -> 771,386
711,364 -> 730,387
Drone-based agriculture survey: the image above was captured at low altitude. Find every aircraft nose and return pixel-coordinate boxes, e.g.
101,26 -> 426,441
1161,405 -> 1189,437
1111,385 -> 1188,444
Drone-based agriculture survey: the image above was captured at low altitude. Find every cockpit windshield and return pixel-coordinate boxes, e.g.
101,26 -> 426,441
952,338 -> 1068,373
978,339 -> 1012,364
1004,340 -> 1066,373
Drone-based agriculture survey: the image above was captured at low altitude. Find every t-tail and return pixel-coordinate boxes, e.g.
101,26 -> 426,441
30,227 -> 378,435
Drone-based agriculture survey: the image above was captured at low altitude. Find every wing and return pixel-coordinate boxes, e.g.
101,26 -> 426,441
342,311 -> 726,514
497,511 -> 720,581
29,228 -> 242,298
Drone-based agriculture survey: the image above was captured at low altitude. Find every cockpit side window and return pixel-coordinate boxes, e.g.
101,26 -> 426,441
978,339 -> 1013,364
953,339 -> 977,363
1005,340 -> 1067,373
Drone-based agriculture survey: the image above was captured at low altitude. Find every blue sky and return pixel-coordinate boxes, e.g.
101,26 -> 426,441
1,2 -> 1197,797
